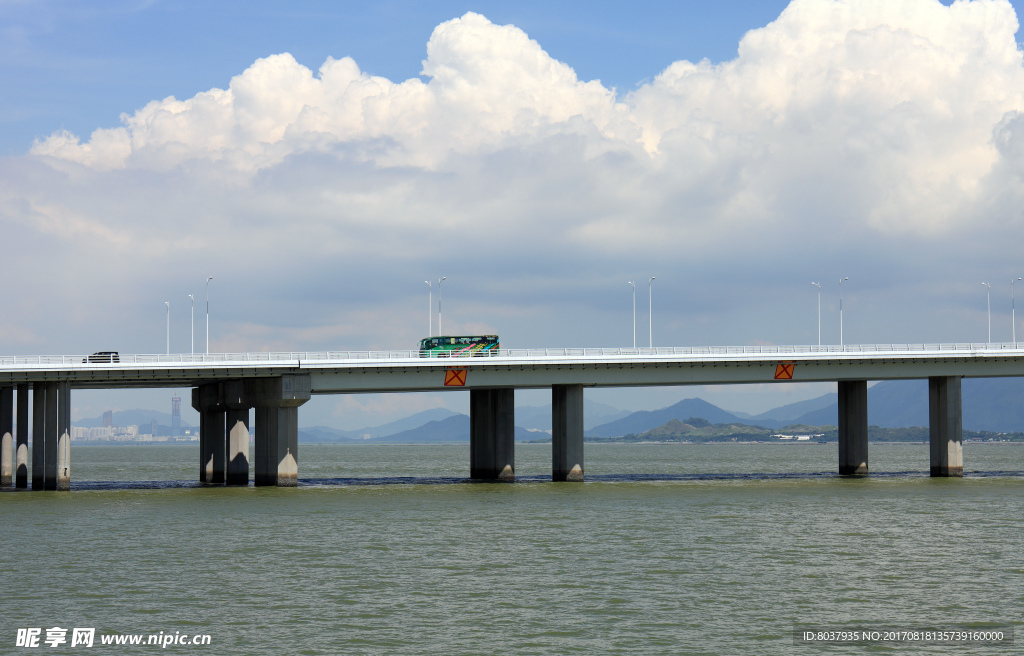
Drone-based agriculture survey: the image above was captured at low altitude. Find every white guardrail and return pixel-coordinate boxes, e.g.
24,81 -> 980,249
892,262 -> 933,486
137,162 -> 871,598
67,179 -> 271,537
2,343 -> 1024,366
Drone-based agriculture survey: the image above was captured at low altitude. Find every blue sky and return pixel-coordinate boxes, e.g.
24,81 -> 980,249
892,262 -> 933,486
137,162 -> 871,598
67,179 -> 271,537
3,0 -> 1024,427
0,0 -> 799,155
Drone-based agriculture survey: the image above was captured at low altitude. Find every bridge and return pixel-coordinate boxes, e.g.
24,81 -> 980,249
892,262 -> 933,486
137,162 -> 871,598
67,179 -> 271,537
2,342 -> 1023,490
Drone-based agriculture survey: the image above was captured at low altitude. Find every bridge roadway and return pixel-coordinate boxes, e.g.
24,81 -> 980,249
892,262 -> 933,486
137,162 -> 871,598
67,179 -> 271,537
2,343 -> 1022,490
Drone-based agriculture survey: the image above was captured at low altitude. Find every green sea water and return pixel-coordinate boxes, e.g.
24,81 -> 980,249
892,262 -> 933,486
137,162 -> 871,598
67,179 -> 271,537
2,443 -> 1022,654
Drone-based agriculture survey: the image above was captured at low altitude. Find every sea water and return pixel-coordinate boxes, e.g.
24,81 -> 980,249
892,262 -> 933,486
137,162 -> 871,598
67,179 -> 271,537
1,443 -> 1021,654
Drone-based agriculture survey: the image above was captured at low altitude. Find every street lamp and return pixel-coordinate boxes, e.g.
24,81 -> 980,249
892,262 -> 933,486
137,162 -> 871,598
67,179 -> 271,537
424,281 -> 432,337
205,276 -> 213,354
1012,278 -> 1021,346
648,277 -> 655,348
437,277 -> 446,335
982,282 -> 991,344
811,282 -> 821,347
188,294 -> 195,354
627,281 -> 636,348
839,277 -> 849,346
165,302 -> 170,355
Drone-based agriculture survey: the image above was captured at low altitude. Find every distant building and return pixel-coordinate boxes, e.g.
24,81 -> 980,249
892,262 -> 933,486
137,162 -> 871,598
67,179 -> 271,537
171,395 -> 181,436
102,410 -> 113,428
151,419 -> 159,437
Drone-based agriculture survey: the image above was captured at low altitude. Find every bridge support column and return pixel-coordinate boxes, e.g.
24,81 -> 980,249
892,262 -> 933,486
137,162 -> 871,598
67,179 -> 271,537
1,386 -> 12,487
838,380 -> 869,476
16,383 -> 28,488
470,388 -> 515,481
929,376 -> 963,477
193,384 -> 226,484
44,381 -> 57,490
223,380 -> 251,486
57,381 -> 70,491
552,384 -> 584,482
252,375 -> 310,487
253,405 -> 276,487
32,382 -> 44,490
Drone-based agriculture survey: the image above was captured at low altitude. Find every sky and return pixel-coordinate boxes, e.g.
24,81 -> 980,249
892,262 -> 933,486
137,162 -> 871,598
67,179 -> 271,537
3,0 -> 1024,428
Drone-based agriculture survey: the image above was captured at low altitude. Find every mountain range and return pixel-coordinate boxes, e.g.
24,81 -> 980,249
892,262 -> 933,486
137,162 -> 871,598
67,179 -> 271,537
297,401 -> 626,444
585,378 -> 1024,437
72,377 -> 1024,442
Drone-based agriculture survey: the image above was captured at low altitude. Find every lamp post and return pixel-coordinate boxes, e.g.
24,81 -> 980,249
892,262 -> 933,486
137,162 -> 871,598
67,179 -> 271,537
839,277 -> 849,346
165,302 -> 170,355
188,294 -> 195,354
205,276 -> 213,354
424,281 -> 432,337
627,281 -> 636,348
811,282 -> 821,347
1013,278 -> 1021,346
437,277 -> 446,335
982,282 -> 991,344
648,277 -> 655,348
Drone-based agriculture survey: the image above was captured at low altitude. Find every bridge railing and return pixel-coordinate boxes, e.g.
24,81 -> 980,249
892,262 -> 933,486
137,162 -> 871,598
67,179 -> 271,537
2,342 -> 1024,366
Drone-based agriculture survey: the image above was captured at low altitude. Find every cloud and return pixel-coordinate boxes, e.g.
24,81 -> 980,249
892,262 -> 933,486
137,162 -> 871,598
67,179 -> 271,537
6,1 -> 1024,362
30,12 -> 634,173
27,3 -> 1024,234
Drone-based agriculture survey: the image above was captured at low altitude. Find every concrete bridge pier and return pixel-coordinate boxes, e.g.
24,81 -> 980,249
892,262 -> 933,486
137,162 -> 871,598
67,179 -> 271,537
470,388 -> 515,481
253,404 -> 276,486
32,382 -> 44,490
16,383 -> 28,488
43,381 -> 58,490
57,381 -> 70,491
838,380 -> 869,476
193,383 -> 226,484
552,384 -> 584,482
252,375 -> 310,487
223,380 -> 251,486
1,386 -> 12,487
929,376 -> 963,477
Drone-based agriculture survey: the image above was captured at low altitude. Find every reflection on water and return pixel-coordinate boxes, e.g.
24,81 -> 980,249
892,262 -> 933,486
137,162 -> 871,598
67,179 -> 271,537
9,469 -> 1024,492
3,442 -> 1018,491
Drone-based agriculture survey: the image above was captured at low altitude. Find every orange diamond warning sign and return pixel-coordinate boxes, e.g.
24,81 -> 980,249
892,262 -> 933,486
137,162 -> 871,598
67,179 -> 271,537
444,368 -> 467,386
774,362 -> 795,380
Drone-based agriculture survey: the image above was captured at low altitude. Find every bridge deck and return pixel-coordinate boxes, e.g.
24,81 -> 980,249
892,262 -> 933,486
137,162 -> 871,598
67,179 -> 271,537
2,344 -> 1024,391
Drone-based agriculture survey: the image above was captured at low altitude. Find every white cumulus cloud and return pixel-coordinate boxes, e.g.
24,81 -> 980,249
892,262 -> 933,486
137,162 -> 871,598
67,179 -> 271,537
7,1 -> 1024,359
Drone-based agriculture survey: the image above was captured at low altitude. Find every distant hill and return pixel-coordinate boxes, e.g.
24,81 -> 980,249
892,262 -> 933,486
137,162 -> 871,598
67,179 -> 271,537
641,419 -> 697,437
299,408 -> 461,443
513,401 -> 629,431
789,378 -> 1024,431
299,426 -> 362,443
750,394 -> 834,423
347,408 -> 461,438
376,414 -> 537,443
586,398 -> 745,437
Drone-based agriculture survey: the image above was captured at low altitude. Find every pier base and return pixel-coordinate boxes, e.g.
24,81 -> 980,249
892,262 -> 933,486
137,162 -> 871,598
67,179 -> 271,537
1,387 -> 12,487
838,380 -> 869,476
252,376 -> 310,487
552,384 -> 584,482
16,383 -> 28,488
929,376 -> 963,477
470,388 -> 515,481
224,381 -> 250,486
194,384 -> 226,484
56,382 -> 70,491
